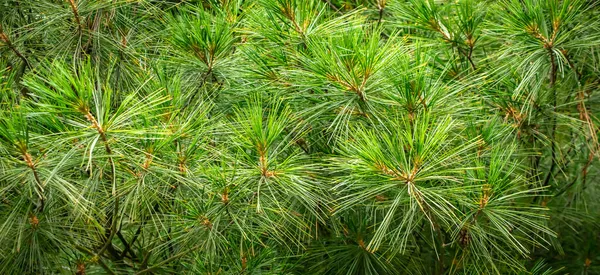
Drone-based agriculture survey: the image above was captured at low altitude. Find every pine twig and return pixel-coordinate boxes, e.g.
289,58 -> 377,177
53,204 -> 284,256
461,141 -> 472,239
135,244 -> 203,274
0,26 -> 31,69
66,0 -> 83,33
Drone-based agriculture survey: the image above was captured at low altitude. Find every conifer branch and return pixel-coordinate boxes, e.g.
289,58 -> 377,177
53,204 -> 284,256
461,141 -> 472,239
0,26 -> 31,69
66,0 -> 83,33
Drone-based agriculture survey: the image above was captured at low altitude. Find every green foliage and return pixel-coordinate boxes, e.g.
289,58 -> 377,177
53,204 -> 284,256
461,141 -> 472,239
1,0 -> 599,274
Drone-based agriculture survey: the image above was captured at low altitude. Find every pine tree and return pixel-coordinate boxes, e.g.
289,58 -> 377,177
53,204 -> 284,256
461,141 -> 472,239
0,0 -> 599,274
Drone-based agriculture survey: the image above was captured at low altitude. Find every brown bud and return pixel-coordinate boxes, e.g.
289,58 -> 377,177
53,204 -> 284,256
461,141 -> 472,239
221,189 -> 229,204
76,262 -> 86,275
29,215 -> 39,229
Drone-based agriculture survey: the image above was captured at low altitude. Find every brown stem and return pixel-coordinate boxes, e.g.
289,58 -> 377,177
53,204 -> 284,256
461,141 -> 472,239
541,47 -> 558,189
120,220 -> 144,259
22,152 -> 45,212
117,231 -> 137,260
581,151 -> 594,189
135,244 -> 202,274
0,29 -> 31,69
97,160 -> 118,257
84,111 -> 119,258
182,66 -> 212,110
82,11 -> 101,55
377,1 -> 385,26
280,5 -> 305,37
566,52 -> 599,154
322,0 -> 340,13
406,182 -> 445,274
467,46 -> 476,70
548,48 -> 557,86
75,245 -> 116,275
139,250 -> 151,270
67,0 -> 83,33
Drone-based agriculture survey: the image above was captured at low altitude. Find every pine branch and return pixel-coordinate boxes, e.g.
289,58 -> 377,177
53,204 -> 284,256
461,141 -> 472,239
83,110 -> 120,259
22,151 -> 45,212
135,244 -> 202,274
0,26 -> 31,69
66,0 -> 83,33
